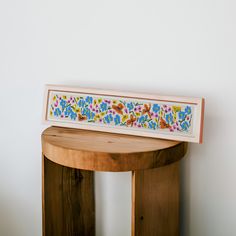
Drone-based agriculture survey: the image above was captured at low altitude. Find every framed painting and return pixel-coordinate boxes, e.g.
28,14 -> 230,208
43,85 -> 204,143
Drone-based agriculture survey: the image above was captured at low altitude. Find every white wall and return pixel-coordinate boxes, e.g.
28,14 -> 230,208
0,0 -> 236,235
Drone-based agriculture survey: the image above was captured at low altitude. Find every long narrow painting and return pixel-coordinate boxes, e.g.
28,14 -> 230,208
43,85 -> 204,143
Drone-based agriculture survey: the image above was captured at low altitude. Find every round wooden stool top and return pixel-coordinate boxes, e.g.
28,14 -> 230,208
42,126 -> 187,172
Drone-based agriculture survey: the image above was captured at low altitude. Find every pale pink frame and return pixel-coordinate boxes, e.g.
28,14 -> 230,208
43,84 -> 205,143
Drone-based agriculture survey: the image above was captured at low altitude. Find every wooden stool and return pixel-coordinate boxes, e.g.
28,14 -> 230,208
42,126 -> 187,236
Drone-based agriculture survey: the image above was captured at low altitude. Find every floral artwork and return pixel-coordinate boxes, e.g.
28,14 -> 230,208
48,92 -> 194,134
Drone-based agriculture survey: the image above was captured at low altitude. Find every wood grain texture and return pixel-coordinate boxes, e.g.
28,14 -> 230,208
43,156 -> 95,236
41,126 -> 187,235
42,126 -> 187,172
42,154 -> 45,236
132,162 -> 180,236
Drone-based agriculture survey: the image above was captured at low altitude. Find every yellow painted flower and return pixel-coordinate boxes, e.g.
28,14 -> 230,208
53,95 -> 56,101
63,95 -> 67,99
143,123 -> 147,128
93,99 -> 97,106
76,108 -> 81,113
98,98 -> 102,103
172,106 -> 181,113
50,110 -> 53,116
113,100 -> 118,104
100,112 -> 106,117
94,114 -> 100,121
71,105 -> 76,111
122,114 -> 128,123
135,112 -> 141,117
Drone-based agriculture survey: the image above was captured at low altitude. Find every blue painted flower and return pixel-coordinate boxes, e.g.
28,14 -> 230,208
181,121 -> 189,131
165,113 -> 173,125
60,99 -> 67,110
104,114 -> 113,124
78,99 -> 85,108
65,106 -> 73,117
54,108 -> 61,117
81,107 -> 88,116
127,102 -> 134,111
185,106 -> 192,115
138,115 -> 147,124
148,121 -> 157,130
70,112 -> 77,120
86,96 -> 93,104
178,111 -> 186,120
81,108 -> 95,120
100,102 -> 108,112
114,114 -> 121,125
87,111 -> 95,120
152,104 -> 160,113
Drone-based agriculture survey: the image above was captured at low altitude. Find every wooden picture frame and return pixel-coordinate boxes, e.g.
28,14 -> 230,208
43,84 -> 204,143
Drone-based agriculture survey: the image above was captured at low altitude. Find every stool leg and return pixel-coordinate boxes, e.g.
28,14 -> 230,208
42,155 -> 95,236
132,162 -> 179,236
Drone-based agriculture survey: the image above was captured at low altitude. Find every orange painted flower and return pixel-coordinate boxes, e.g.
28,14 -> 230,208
127,115 -> 136,127
142,103 -> 152,118
112,103 -> 124,115
160,117 -> 170,129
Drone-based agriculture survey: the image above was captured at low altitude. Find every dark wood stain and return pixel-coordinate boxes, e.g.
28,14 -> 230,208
43,156 -> 95,236
132,162 -> 180,236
